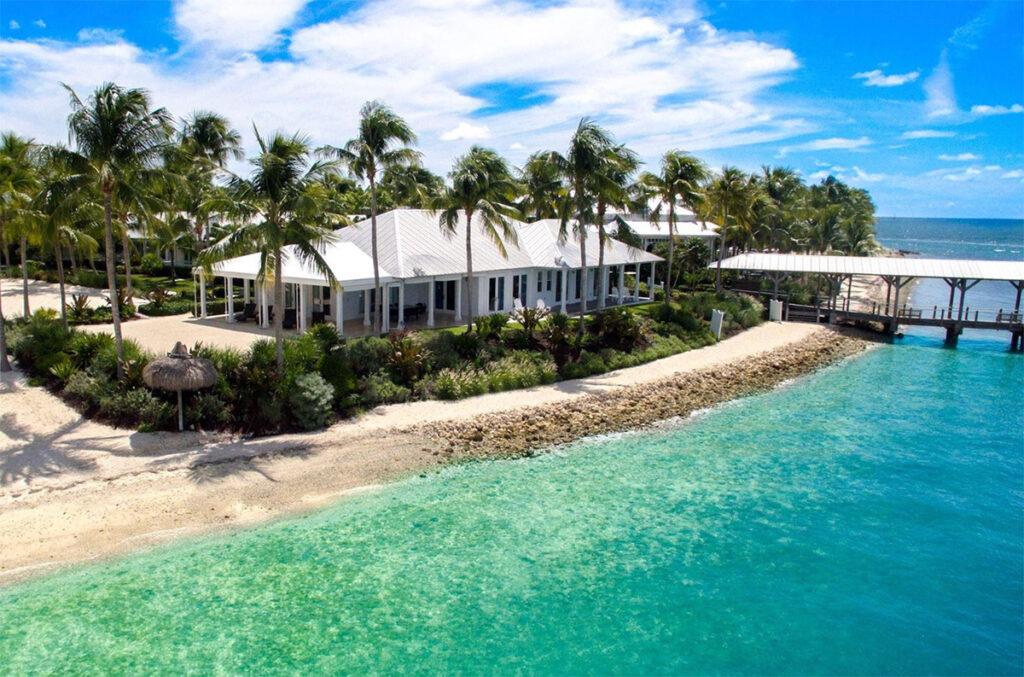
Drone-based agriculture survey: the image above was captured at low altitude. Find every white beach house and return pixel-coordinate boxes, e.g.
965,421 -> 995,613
206,208 -> 662,335
605,200 -> 721,252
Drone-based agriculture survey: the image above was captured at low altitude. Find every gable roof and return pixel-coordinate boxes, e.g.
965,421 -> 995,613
335,209 -> 661,279
210,241 -> 392,287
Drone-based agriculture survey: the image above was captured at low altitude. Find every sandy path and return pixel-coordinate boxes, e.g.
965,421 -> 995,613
1,277 -> 148,318
0,321 -> 825,582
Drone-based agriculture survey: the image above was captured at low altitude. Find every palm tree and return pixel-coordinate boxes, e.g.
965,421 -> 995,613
639,151 -> 708,303
593,143 -> 640,308
199,129 -> 339,371
380,164 -> 442,208
432,147 -> 520,332
707,166 -> 754,292
320,101 -> 420,333
33,147 -> 98,329
0,276 -> 10,372
541,119 -> 617,334
63,82 -> 171,378
517,152 -> 564,221
0,133 -> 40,317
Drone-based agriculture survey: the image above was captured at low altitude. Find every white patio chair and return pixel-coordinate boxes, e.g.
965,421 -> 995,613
513,297 -> 523,311
536,298 -> 547,310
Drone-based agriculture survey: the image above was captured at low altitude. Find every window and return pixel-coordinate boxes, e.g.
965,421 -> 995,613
519,274 -> 527,306
574,270 -> 581,300
436,280 -> 457,310
555,271 -> 562,302
537,273 -> 543,293
488,276 -> 505,312
546,271 -> 553,291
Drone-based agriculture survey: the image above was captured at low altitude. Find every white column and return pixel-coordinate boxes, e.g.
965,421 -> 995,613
260,284 -> 269,328
560,270 -> 568,315
428,279 -> 436,328
298,284 -> 306,333
227,277 -> 235,323
199,270 -> 208,319
648,262 -> 655,300
243,278 -> 250,304
618,266 -> 625,305
398,282 -> 405,328
383,284 -> 390,332
455,278 -> 463,321
336,288 -> 344,335
363,289 -> 371,326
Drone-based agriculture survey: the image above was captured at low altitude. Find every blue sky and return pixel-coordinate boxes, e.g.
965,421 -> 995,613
1,0 -> 1021,218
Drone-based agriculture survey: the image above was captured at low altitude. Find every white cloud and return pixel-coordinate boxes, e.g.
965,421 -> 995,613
0,0 -> 811,176
440,121 -> 490,141
938,153 -> 980,161
1001,170 -> 1024,179
902,129 -> 955,139
983,165 -> 1000,171
942,166 -> 983,182
509,142 -> 524,150
173,0 -> 309,52
852,69 -> 919,87
33,20 -> 46,28
77,28 -> 125,43
850,166 -> 886,182
924,51 -> 956,118
8,21 -> 19,30
970,104 -> 1024,117
778,136 -> 871,156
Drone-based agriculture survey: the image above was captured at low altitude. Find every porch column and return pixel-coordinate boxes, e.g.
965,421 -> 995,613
428,279 -> 436,328
455,278 -> 463,321
648,262 -> 655,300
363,289 -> 371,326
618,266 -> 625,305
383,284 -> 390,332
226,277 -> 235,323
243,278 -> 250,304
560,269 -> 568,315
398,282 -> 405,328
199,270 -> 208,319
260,284 -> 269,328
297,284 -> 306,333
335,288 -> 344,335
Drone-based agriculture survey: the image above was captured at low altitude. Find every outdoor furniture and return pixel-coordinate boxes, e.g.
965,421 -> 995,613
536,299 -> 547,310
283,308 -> 297,329
142,342 -> 218,431
234,303 -> 257,322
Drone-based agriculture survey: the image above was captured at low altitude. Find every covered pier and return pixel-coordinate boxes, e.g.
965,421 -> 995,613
714,253 -> 1024,349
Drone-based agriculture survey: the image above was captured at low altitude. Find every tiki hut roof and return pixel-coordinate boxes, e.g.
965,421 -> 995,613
143,342 -> 218,391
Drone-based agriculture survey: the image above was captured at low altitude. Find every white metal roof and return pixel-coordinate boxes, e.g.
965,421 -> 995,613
713,253 -> 1024,281
334,209 -> 662,278
616,219 -> 720,240
210,242 -> 392,288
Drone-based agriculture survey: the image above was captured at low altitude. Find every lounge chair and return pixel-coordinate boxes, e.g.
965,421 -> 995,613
282,308 -> 297,329
234,303 -> 257,322
536,299 -> 547,310
513,298 -> 524,312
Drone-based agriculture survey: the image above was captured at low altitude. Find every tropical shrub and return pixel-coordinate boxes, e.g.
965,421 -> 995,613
66,294 -> 92,323
99,388 -> 172,429
343,336 -> 392,377
139,298 -> 192,316
361,370 -> 411,405
590,307 -> 647,352
288,373 -> 335,430
387,331 -> 428,386
510,305 -> 550,338
474,313 -> 508,340
139,252 -> 163,276
485,351 -> 557,392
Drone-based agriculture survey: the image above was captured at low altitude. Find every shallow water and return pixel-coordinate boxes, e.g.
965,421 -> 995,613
1,337 -> 1020,675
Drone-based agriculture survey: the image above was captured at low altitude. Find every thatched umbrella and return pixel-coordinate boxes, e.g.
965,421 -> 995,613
143,342 -> 218,431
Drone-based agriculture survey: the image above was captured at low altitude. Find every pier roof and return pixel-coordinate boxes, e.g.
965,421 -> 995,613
713,253 -> 1024,281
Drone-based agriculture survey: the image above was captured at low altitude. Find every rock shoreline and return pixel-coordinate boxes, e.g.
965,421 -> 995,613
418,328 -> 872,461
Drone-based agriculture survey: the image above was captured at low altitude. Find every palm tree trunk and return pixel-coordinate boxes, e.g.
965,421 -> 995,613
69,245 -> 77,276
578,220 -> 588,336
20,235 -> 30,317
664,206 -> 675,304
465,211 -> 474,332
54,242 -> 67,330
0,218 -> 8,277
369,175 -> 382,335
103,190 -> 125,379
274,252 -> 284,372
596,203 -> 606,310
122,226 -> 133,300
0,277 -> 11,372
715,208 -> 728,293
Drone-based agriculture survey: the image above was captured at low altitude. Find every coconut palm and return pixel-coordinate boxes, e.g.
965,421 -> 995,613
62,82 -> 171,378
33,147 -> 98,328
199,129 -> 339,371
380,164 -> 442,208
0,133 -> 40,317
707,166 -> 755,292
517,152 -> 564,221
320,101 -> 420,333
593,143 -> 640,308
639,151 -> 709,303
432,146 -> 520,332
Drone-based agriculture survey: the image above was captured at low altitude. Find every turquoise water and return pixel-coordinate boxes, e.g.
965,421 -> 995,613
1,217 -> 1021,675
1,340 -> 1021,675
